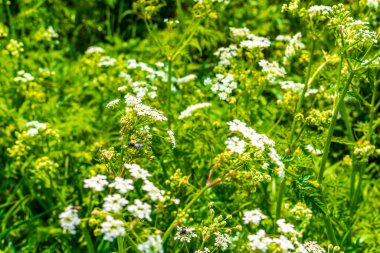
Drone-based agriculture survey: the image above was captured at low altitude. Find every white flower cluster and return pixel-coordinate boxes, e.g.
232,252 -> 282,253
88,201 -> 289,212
343,20 -> 378,45
127,199 -> 152,221
214,232 -> 231,251
276,35 -> 292,41
167,130 -> 176,149
59,206 -> 81,234
284,32 -> 305,59
210,74 -> 237,101
124,163 -> 151,180
85,46 -> 105,55
138,235 -> 164,253
240,34 -> 271,49
174,226 -> 197,243
248,229 -> 307,252
225,136 -> 246,154
303,241 -> 326,253
106,99 -> 120,109
308,5 -> 332,16
279,81 -> 318,96
98,56 -> 116,67
367,0 -> 378,9
243,209 -> 267,225
109,177 -> 134,194
214,45 -> 238,67
14,70 -> 34,83
227,119 -> 285,178
178,102 -> 211,119
26,121 -> 47,136
259,60 -> 286,83
277,219 -> 298,234
84,174 -> 108,191
230,27 -> 251,38
195,248 -> 211,253
126,59 -> 166,81
103,194 -> 129,212
100,215 -> 125,241
125,94 -> 167,121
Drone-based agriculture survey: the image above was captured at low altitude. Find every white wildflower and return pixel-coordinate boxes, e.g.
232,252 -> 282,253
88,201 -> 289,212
259,60 -> 286,83
214,45 -> 238,67
138,235 -> 164,253
142,180 -> 165,202
100,215 -> 125,241
178,103 -> 211,119
85,46 -> 105,54
84,175 -> 108,191
109,177 -> 134,194
272,235 -> 295,251
124,163 -> 151,181
103,194 -> 129,212
225,136 -> 246,154
176,74 -> 197,83
277,219 -> 297,234
174,226 -> 197,243
127,199 -> 152,221
214,232 -> 231,251
308,5 -> 332,16
304,241 -> 326,253
167,130 -> 176,149
106,99 -> 120,109
243,209 -> 267,225
59,206 -> 81,234
98,56 -> 116,67
284,32 -> 305,59
240,34 -> 271,49
195,247 -> 211,253
14,70 -> 34,83
248,230 -> 273,252
125,94 -> 167,121
367,0 -> 378,9
230,27 -> 250,38
210,74 -> 237,101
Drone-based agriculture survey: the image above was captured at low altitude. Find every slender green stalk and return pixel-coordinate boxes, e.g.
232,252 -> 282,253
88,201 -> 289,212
117,236 -> 125,253
167,60 -> 173,127
162,185 -> 209,243
317,71 -> 355,183
276,39 -> 315,220
83,226 -> 96,253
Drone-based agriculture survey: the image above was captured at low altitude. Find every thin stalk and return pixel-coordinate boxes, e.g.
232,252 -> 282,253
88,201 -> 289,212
83,226 -> 96,253
276,39 -> 315,220
117,236 -> 125,253
167,60 -> 173,127
317,71 -> 355,183
162,185 -> 209,243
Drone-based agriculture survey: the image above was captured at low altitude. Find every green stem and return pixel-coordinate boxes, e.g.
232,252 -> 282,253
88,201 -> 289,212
83,226 -> 95,253
275,180 -> 286,220
167,60 -> 173,128
117,236 -> 125,253
162,185 -> 209,243
317,71 -> 355,183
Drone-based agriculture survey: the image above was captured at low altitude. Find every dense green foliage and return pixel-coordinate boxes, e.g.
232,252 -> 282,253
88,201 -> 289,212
0,0 -> 379,252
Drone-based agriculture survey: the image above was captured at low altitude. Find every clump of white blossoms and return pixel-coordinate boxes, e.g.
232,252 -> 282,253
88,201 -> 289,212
167,130 -> 176,149
230,27 -> 250,38
138,235 -> 164,253
124,163 -> 151,181
178,102 -> 211,119
284,32 -> 305,61
195,247 -> 211,253
214,232 -> 231,251
26,121 -> 47,136
84,174 -> 109,191
225,136 -> 246,154
14,70 -> 34,83
175,74 -> 197,84
109,177 -> 134,194
227,119 -> 285,178
103,194 -> 129,212
210,73 -> 237,101
214,45 -> 238,67
106,99 -> 120,109
85,46 -> 105,55
303,241 -> 326,253
277,219 -> 298,234
243,209 -> 267,225
59,206 -> 81,234
367,0 -> 378,9
142,180 -> 165,202
279,81 -> 318,96
174,226 -> 197,243
127,199 -> 152,221
125,94 -> 167,121
259,60 -> 286,83
98,56 -> 116,67
308,5 -> 332,16
100,215 -> 125,241
240,34 -> 271,49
